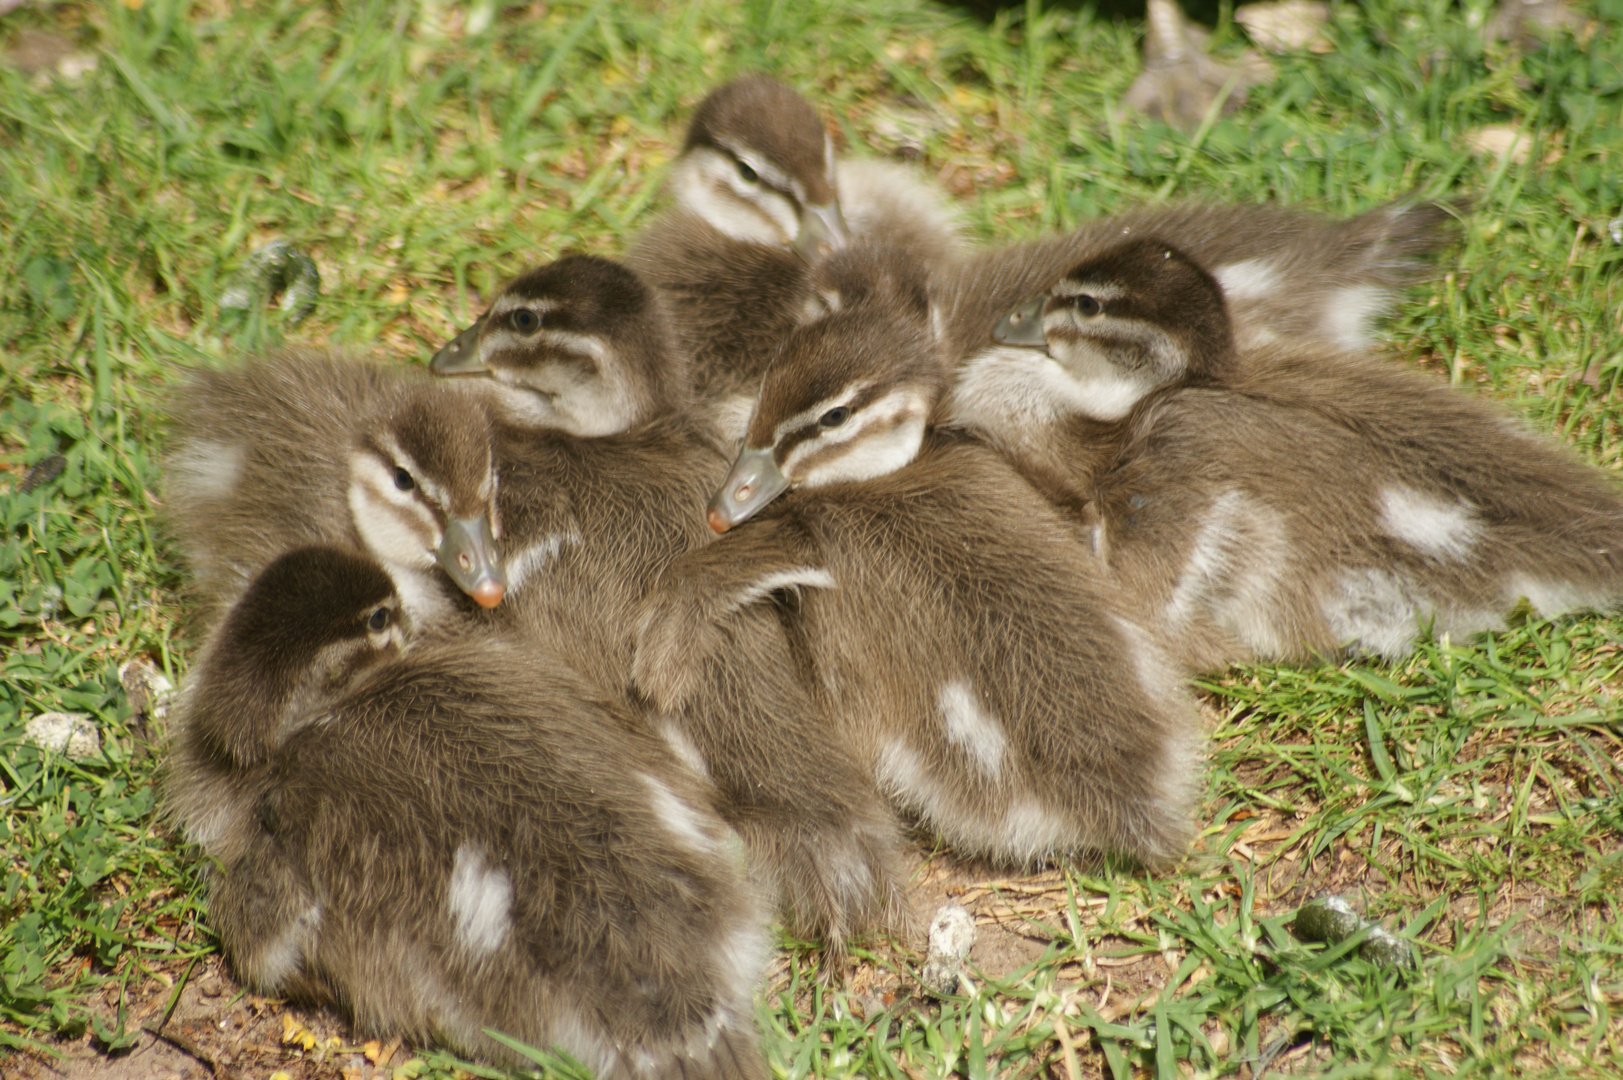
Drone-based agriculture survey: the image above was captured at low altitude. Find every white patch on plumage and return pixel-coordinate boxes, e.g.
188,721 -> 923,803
876,738 -> 1070,863
1213,258 -> 1282,301
1163,490 -> 1289,657
1378,485 -> 1481,563
784,387 -> 930,487
1107,614 -> 1204,852
1321,566 -> 1425,659
535,998 -> 620,1080
937,679 -> 1006,780
999,797 -> 1073,864
642,774 -> 720,856
712,919 -> 771,1006
447,844 -> 512,956
1503,574 -> 1619,619
256,902 -> 322,989
670,147 -> 800,247
656,718 -> 711,781
167,439 -> 245,500
729,566 -> 836,610
1323,283 -> 1390,350
502,531 -> 581,595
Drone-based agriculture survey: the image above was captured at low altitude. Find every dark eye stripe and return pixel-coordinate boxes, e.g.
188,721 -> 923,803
774,386 -> 883,460
790,409 -> 915,478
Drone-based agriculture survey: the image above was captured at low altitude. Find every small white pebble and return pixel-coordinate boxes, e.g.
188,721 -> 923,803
920,904 -> 976,996
24,712 -> 101,760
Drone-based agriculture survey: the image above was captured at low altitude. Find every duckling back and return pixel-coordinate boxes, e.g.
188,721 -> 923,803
171,546 -> 770,1078
1097,347 -> 1623,665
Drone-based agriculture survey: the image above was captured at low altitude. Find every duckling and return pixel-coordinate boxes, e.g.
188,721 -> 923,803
430,255 -> 689,435
162,544 -> 406,864
623,74 -> 963,409
164,350 -> 504,627
638,244 -> 1203,869
168,547 -> 770,1078
934,197 -> 1460,367
953,237 -> 1623,668
429,257 -> 906,941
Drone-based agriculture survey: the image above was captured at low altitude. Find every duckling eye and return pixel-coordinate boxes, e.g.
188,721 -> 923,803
510,308 -> 541,334
367,606 -> 392,632
736,159 -> 759,184
393,467 -> 415,491
1073,295 -> 1103,317
818,406 -> 851,429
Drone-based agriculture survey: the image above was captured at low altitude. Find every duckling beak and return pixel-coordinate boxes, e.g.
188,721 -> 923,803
991,297 -> 1049,348
707,447 -> 789,533
429,320 -> 487,375
790,201 -> 850,264
439,515 -> 506,608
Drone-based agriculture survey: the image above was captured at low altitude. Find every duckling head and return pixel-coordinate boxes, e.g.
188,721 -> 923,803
671,74 -> 849,263
707,246 -> 940,532
347,385 -> 506,609
431,256 -> 682,435
187,545 -> 405,769
974,239 -> 1236,425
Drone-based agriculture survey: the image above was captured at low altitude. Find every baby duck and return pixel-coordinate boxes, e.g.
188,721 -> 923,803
165,351 -> 505,627
934,198 -> 1460,369
429,254 -> 689,435
432,256 -> 907,943
640,243 -> 1203,870
625,74 -> 962,410
163,544 -> 405,862
954,238 -> 1623,667
168,546 -> 770,1079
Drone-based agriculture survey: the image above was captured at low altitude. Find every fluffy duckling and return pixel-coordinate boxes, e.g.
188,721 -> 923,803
624,74 -> 963,408
954,238 -> 1623,668
164,351 -> 504,626
431,256 -> 906,942
429,254 -> 689,435
639,244 -> 1203,869
169,546 -> 770,1079
935,198 -> 1460,368
162,544 -> 405,863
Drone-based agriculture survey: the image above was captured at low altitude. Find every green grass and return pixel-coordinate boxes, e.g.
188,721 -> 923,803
3,0 -> 1622,1076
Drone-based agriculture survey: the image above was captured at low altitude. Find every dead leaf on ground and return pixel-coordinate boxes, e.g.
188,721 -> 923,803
1235,1 -> 1333,54
3,26 -> 98,80
1487,0 -> 1585,48
1123,0 -> 1274,133
1462,123 -> 1532,164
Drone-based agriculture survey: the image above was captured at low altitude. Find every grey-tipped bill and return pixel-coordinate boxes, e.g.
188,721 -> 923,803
706,447 -> 790,533
790,201 -> 851,264
429,320 -> 486,375
991,297 -> 1048,347
438,514 -> 506,608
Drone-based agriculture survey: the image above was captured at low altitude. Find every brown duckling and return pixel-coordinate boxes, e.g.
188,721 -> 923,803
935,198 -> 1460,369
164,351 -> 504,627
167,546 -> 770,1079
953,237 -> 1623,668
623,74 -> 963,412
432,256 -> 907,943
640,244 -> 1203,869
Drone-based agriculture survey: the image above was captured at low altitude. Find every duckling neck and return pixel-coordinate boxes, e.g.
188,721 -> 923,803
981,412 -> 1128,521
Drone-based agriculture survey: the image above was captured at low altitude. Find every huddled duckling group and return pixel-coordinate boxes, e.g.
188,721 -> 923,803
159,74 -> 1623,1078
